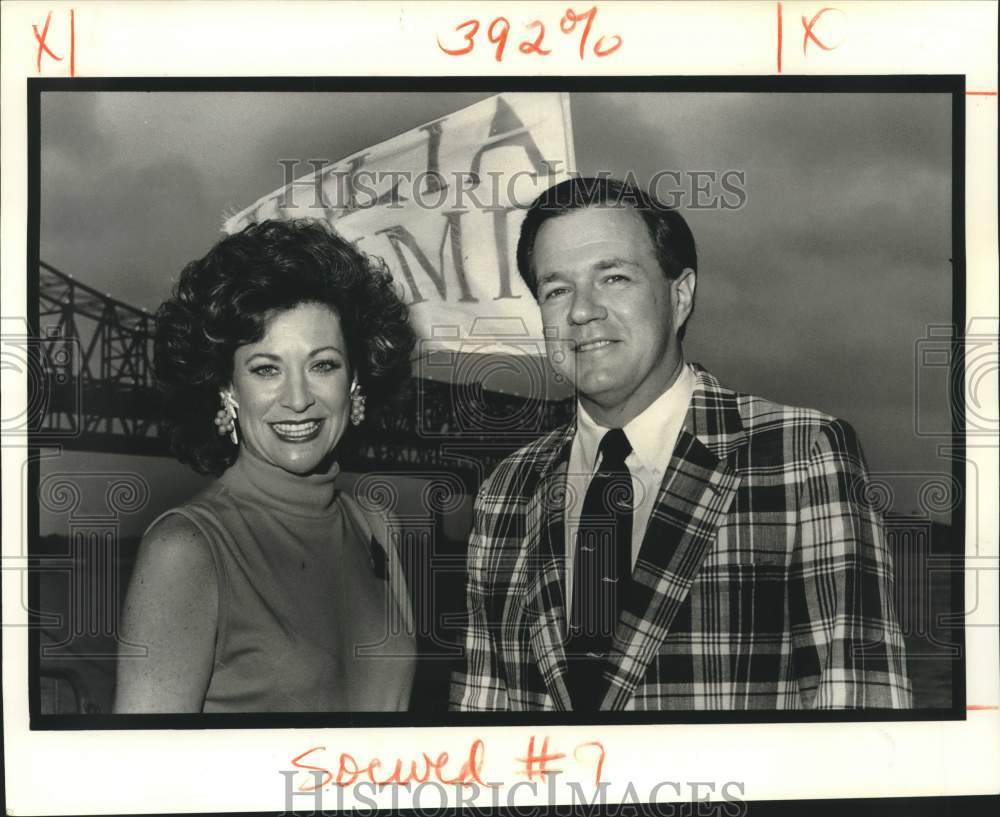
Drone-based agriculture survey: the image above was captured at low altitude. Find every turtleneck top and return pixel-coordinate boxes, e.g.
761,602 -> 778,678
147,450 -> 415,712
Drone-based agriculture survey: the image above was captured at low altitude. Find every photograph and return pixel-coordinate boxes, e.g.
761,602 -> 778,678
27,84 -> 962,725
2,2 -> 997,815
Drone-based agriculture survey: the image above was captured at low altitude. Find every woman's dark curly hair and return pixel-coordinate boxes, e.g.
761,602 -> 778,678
155,219 -> 415,475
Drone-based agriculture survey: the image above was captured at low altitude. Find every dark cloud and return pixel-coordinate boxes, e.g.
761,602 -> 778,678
42,150 -> 214,310
40,93 -> 117,163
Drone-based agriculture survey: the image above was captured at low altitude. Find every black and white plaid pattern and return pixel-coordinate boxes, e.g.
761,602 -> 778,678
450,366 -> 912,711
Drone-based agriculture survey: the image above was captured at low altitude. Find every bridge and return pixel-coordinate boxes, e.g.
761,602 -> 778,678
31,261 -> 572,484
34,261 -> 162,455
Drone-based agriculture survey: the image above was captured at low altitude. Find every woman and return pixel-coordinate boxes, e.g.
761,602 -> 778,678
114,219 -> 416,713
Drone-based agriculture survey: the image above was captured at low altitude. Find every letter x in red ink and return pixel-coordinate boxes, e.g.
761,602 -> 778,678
801,7 -> 845,56
33,11 -> 64,72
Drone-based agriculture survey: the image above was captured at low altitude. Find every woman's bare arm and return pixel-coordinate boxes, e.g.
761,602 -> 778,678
113,514 -> 218,713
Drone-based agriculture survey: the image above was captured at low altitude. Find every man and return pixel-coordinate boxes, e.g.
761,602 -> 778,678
451,176 -> 912,711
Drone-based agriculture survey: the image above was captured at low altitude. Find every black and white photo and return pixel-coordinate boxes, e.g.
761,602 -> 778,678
28,87 -> 961,722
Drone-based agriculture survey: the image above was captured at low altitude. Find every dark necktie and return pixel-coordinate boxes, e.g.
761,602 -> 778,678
566,428 -> 633,710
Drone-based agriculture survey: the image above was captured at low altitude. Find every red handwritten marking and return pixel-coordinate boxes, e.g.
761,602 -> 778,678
438,7 -> 620,61
776,2 -> 783,73
486,17 -> 510,62
437,18 -> 479,56
967,704 -> 999,710
593,32 -> 622,57
559,5 -> 622,58
520,20 -> 552,55
516,735 -> 566,781
33,11 -> 63,72
69,9 -> 75,77
291,746 -> 334,791
561,6 -> 597,60
573,741 -> 606,786
291,739 -> 493,791
965,91 -> 998,96
802,7 -> 844,56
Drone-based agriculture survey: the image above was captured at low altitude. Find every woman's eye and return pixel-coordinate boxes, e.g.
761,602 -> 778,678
250,364 -> 278,377
312,359 -> 341,373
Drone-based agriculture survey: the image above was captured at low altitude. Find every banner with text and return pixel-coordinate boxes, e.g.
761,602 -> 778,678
224,93 -> 575,361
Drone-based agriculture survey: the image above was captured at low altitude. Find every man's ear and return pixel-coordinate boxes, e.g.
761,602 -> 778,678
672,267 -> 697,329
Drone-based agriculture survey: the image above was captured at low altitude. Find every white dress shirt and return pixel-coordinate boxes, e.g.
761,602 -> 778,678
564,363 -> 696,618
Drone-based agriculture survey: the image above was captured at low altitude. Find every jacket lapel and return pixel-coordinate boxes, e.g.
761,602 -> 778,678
520,425 -> 575,711
600,367 -> 746,710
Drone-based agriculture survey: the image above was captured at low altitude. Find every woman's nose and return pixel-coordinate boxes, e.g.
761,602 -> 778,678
280,372 -> 315,412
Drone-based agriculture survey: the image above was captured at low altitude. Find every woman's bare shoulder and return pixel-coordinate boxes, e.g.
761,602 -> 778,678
129,511 -> 218,603
140,512 -> 213,564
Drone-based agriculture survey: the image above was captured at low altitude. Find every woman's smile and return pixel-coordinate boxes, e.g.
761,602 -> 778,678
270,418 -> 325,442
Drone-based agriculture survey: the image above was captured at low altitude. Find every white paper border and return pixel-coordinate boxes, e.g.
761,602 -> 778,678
2,2 -> 997,814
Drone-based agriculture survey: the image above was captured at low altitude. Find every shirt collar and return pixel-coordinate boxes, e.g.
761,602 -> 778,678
575,363 -> 696,475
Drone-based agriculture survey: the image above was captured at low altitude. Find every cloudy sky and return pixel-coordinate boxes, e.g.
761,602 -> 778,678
38,90 -> 954,532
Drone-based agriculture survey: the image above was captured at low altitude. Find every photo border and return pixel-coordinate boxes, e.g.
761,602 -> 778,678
25,73 -> 967,731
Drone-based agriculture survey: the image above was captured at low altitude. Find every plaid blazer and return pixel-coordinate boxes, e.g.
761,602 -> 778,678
450,366 -> 912,711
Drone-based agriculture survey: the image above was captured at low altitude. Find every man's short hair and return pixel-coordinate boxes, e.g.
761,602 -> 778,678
515,176 -> 698,298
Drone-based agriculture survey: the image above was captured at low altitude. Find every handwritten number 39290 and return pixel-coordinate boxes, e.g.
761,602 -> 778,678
437,6 -> 622,61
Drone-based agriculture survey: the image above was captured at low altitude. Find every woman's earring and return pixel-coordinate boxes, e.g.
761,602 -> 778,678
216,390 -> 240,445
350,377 -> 366,426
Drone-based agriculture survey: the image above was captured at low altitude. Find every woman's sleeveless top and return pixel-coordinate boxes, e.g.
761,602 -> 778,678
147,451 -> 416,712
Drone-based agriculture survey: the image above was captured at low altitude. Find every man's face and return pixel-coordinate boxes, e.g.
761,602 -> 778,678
533,206 -> 694,426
